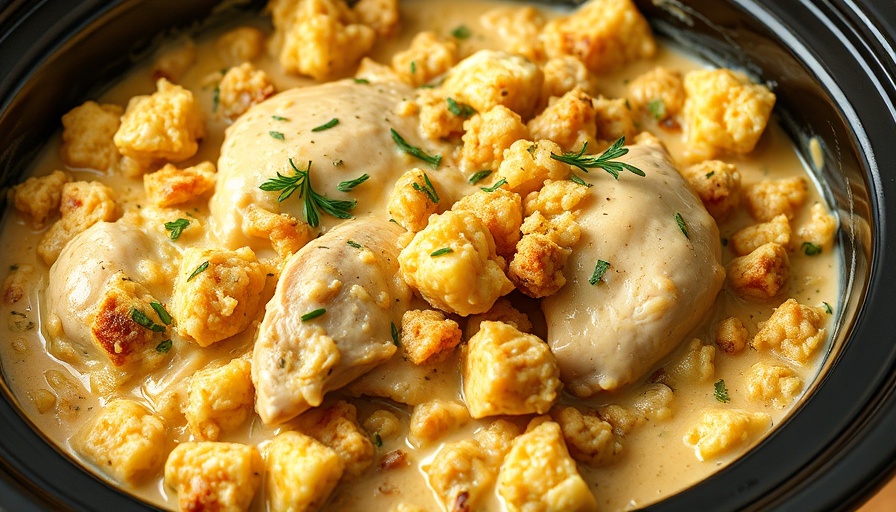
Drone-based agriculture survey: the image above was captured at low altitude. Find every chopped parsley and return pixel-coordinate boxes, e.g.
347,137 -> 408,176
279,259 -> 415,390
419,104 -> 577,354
272,115 -> 289,121
155,339 -> 173,353
259,159 -> 357,227
347,240 -> 363,249
131,307 -> 165,332
301,308 -> 327,322
675,212 -> 689,239
713,379 -> 730,403
212,84 -> 220,112
353,78 -> 370,84
269,130 -> 285,141
410,60 -> 417,74
150,301 -> 172,325
802,242 -> 822,256
391,128 -> 441,168
481,178 -> 507,193
467,170 -> 492,185
164,218 -> 190,241
570,174 -> 593,188
337,173 -> 370,192
705,171 -> 716,178
413,172 -> 439,203
187,261 -> 209,282
550,136 -> 646,179
446,97 -> 476,117
822,302 -> 833,314
373,432 -> 383,448
431,247 -> 453,257
647,99 -> 666,120
391,322 -> 400,346
589,260 -> 610,285
451,25 -> 471,39
312,118 -> 340,132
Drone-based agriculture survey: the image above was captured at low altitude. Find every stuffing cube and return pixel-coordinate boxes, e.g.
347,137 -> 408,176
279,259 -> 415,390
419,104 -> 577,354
727,242 -> 790,302
409,399 -> 470,446
398,210 -> 514,316
216,26 -> 266,65
540,0 -> 655,74
414,88 -> 468,141
628,66 -> 685,121
459,105 -> 530,174
73,399 -> 166,485
668,338 -> 716,385
497,420 -> 597,512
745,362 -> 803,407
164,441 -> 263,512
442,50 -> 544,121
170,246 -> 268,347
521,210 -> 582,248
352,0 -> 400,37
752,298 -> 827,364
683,409 -> 771,461
465,297 -> 533,340
681,160 -> 742,220
550,405 -> 622,467
270,0 -> 376,81
388,168 -> 441,233
452,188 -> 523,259
523,179 -> 589,218
744,177 -> 808,222
497,139 -> 571,196
473,419 -> 524,465
480,6 -> 546,62
216,63 -> 277,120
424,439 -> 493,510
113,78 -> 205,167
596,404 -> 641,437
631,383 -> 676,422
265,430 -> 344,512
463,321 -> 561,418
10,169 -> 70,229
243,204 -> 313,261
293,400 -> 374,480
683,68 -> 776,159
509,232 -> 571,298
528,88 -> 598,153
797,203 -> 837,250
185,357 -> 255,441
400,309 -> 463,365
391,32 -> 456,87
60,101 -> 123,172
731,214 -> 792,256
714,317 -> 749,355
143,161 -> 216,207
38,181 -> 118,265
593,97 -> 637,143
539,56 -> 596,111
363,409 -> 402,440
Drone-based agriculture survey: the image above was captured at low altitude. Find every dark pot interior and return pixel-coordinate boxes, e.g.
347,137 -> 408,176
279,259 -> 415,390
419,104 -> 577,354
0,0 -> 895,510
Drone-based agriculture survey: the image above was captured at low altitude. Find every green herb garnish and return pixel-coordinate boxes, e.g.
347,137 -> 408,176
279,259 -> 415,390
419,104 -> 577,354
131,307 -> 165,332
312,118 -> 339,132
391,128 -> 441,168
272,115 -> 289,121
550,136 -> 646,179
212,85 -> 220,112
481,178 -> 507,193
301,308 -> 327,322
675,212 -> 689,239
714,379 -> 730,403
705,171 -> 716,178
259,159 -> 357,227
451,25 -> 471,39
269,131 -> 285,141
353,78 -> 370,84
391,322 -> 400,346
410,60 -> 417,75
570,174 -> 593,188
150,301 -> 172,325
589,260 -> 610,285
373,432 -> 383,448
446,97 -> 475,117
431,247 -> 453,257
647,99 -> 666,120
802,242 -> 822,256
155,339 -> 172,353
413,172 -> 439,203
822,302 -> 833,314
468,170 -> 492,185
347,240 -> 362,249
164,218 -> 190,241
337,173 -> 369,192
187,261 -> 209,282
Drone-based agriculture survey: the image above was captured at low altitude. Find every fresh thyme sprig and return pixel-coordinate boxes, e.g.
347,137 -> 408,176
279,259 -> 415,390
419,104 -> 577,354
259,159 -> 357,227
413,172 -> 439,203
391,128 -> 441,168
550,136 -> 646,179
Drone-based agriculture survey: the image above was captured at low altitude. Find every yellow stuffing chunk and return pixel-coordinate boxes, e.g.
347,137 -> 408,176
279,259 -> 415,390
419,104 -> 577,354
683,409 -> 771,461
523,180 -> 589,218
409,399 -> 470,446
10,169 -> 70,229
216,26 -> 266,65
797,203 -> 837,250
681,160 -> 742,220
164,442 -> 263,512
216,62 -> 277,120
399,210 -> 513,316
463,321 -> 561,418
269,0 -> 376,81
550,405 -> 622,467
521,210 -> 582,248
151,38 -> 196,82
727,242 -> 790,302
632,383 -> 676,422
113,78 -> 204,167
593,97 -> 637,143
459,105 -> 530,174
89,272 -> 166,368
60,101 -> 123,172
442,50 -> 544,121
292,400 -> 374,480
668,338 -> 716,385
143,161 -> 216,207
170,246 -> 267,347
352,0 -> 400,38
509,232 -> 571,298
497,139 -> 571,196
714,317 -> 749,355
413,88 -> 467,141
452,188 -> 523,259
185,358 -> 255,441
752,298 -> 827,364
540,0 -> 655,74
628,66 -> 685,120
38,181 -> 118,265
744,177 -> 808,222
400,309 -> 463,365
425,438 -> 493,511
388,168 -> 440,233
73,399 -> 166,486
683,68 -> 776,159
528,88 -> 598,153
597,404 -> 641,437
465,297 -> 533,339
363,409 -> 402,440
391,32 -> 456,87
265,430 -> 344,512
731,214 -> 792,256
539,56 -> 596,111
480,6 -> 546,62
243,204 -> 313,262
497,420 -> 597,512
745,362 -> 803,407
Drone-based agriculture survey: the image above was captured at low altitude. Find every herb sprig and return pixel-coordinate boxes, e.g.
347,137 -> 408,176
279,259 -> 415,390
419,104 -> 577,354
164,218 -> 190,241
413,172 -> 439,203
337,174 -> 369,192
550,136 -> 645,179
391,128 -> 441,168
259,159 -> 357,227
714,379 -> 730,403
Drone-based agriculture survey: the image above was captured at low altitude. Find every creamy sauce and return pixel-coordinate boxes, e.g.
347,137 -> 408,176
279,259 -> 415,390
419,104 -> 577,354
0,1 -> 839,511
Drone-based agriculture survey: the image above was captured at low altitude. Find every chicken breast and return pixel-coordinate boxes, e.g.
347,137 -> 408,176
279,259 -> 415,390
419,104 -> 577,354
543,135 -> 725,397
252,217 -> 411,425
